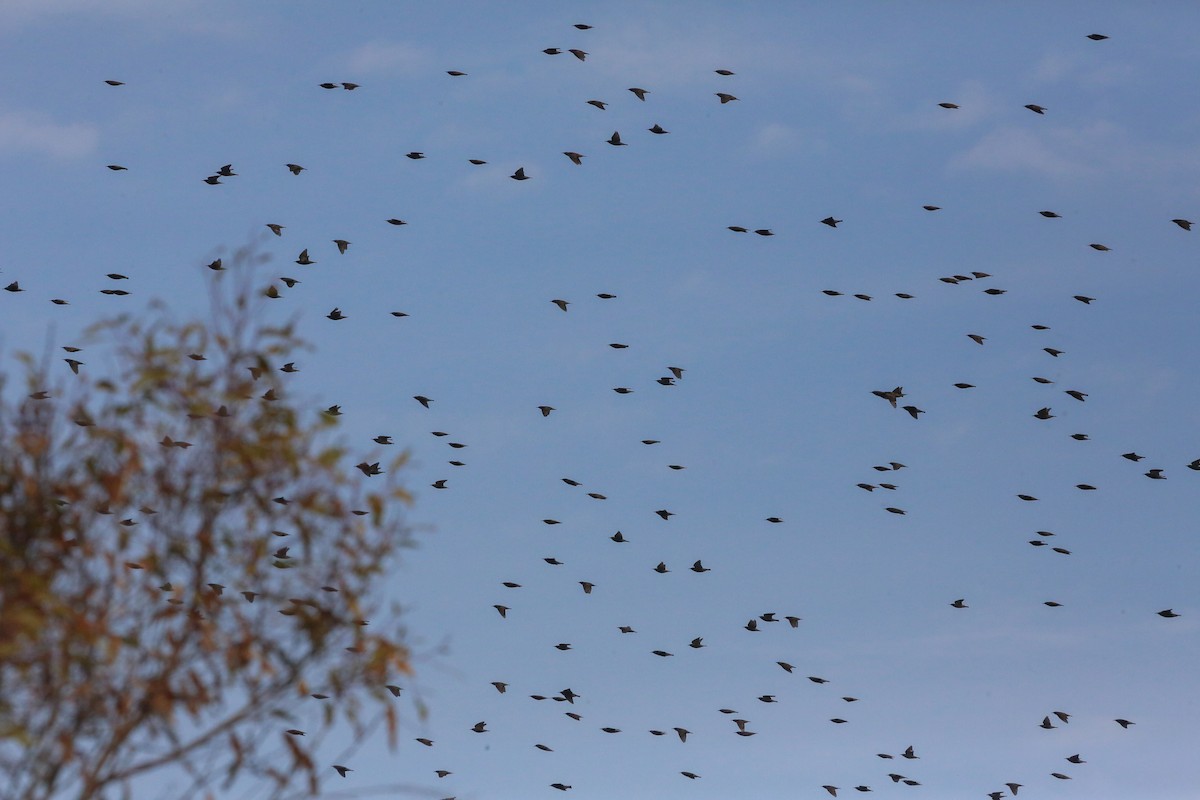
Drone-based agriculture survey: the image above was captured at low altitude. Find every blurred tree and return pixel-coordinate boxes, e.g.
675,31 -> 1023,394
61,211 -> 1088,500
0,248 -> 412,800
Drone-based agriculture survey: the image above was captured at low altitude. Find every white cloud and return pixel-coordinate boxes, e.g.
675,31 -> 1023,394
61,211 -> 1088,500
744,122 -> 816,159
1031,51 -> 1137,89
1032,52 -> 1076,84
951,126 -> 1091,178
0,109 -> 97,159
0,0 -> 187,24
950,121 -> 1200,181
900,80 -> 1002,132
347,41 -> 431,76
0,0 -> 247,38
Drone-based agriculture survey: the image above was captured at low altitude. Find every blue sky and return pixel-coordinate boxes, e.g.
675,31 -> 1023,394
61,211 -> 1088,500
3,2 -> 1199,798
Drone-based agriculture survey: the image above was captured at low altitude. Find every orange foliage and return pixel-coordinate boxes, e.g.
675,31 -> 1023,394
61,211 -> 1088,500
0,248 -> 412,799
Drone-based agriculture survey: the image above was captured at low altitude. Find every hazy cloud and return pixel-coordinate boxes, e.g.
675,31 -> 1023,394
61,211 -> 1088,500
0,109 -> 97,159
952,126 -> 1091,178
347,41 -> 431,75
0,0 -> 190,24
1031,52 -> 1137,89
744,122 -> 814,159
951,121 -> 1200,181
900,80 -> 1002,132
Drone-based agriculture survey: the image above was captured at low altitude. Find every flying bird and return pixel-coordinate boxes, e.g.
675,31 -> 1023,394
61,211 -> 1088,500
872,387 -> 905,407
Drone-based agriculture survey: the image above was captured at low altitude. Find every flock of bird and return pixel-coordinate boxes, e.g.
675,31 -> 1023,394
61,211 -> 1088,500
6,15 -> 1196,800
